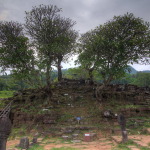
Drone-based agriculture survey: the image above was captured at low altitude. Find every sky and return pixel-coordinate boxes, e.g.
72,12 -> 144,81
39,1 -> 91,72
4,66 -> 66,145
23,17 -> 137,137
0,0 -> 150,71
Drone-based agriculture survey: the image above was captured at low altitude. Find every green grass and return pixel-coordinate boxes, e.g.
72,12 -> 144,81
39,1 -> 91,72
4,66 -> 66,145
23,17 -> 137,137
113,139 -> 150,150
126,116 -> 150,135
28,144 -> 44,150
113,140 -> 136,150
140,147 -> 150,150
0,90 -> 14,107
0,90 -> 14,98
51,147 -> 80,150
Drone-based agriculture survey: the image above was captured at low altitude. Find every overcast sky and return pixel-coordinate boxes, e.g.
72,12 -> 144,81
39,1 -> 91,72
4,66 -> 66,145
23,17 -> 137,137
0,0 -> 150,71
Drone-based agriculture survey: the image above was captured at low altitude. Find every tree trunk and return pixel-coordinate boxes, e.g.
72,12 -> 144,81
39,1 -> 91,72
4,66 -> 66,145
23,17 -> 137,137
57,56 -> 63,82
45,63 -> 52,99
95,84 -> 106,101
95,76 -> 113,101
89,69 -> 93,83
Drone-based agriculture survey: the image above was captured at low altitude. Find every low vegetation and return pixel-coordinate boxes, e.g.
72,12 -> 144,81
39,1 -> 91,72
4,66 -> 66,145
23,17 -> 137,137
0,90 -> 14,98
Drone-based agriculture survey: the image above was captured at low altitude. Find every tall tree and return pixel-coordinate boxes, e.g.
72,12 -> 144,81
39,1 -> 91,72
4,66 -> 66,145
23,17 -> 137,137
77,30 -> 98,82
0,21 -> 33,76
78,13 -> 150,100
96,13 -> 150,85
55,28 -> 78,82
25,4 -> 78,95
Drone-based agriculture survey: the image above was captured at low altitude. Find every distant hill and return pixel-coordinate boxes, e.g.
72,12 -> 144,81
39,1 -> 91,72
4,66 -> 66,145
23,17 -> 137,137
126,66 -> 138,74
140,70 -> 150,73
60,66 -> 150,74
125,66 -> 150,74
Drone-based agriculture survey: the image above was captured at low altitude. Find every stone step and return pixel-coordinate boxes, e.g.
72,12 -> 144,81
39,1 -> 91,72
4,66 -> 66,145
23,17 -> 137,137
45,126 -> 99,133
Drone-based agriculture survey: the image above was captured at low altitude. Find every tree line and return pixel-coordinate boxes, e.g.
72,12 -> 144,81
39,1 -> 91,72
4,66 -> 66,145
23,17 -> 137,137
0,4 -> 150,99
0,68 -> 149,91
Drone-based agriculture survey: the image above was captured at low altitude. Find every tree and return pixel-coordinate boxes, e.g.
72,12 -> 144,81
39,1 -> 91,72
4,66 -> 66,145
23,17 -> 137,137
79,13 -> 150,86
77,30 -> 99,82
97,13 -> 150,84
0,21 -> 46,89
0,21 -> 34,77
55,28 -> 78,82
64,67 -> 89,79
78,13 -> 150,100
133,72 -> 150,87
25,4 -> 78,96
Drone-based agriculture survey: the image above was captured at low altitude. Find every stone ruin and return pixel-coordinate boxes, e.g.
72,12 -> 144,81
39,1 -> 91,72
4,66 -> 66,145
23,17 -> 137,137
0,116 -> 12,150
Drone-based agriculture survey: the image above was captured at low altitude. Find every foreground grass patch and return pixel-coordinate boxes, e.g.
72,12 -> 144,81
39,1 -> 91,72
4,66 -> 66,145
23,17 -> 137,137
28,144 -> 44,150
51,147 -> 80,150
0,90 -> 14,98
113,139 -> 150,150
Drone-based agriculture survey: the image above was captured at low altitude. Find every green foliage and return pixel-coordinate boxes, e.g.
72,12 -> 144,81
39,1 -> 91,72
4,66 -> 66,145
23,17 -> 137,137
0,21 -> 33,71
28,144 -> 44,150
78,13 -> 150,85
58,114 -> 73,122
25,4 -> 78,83
0,91 -> 14,98
140,147 -> 150,150
133,72 -> 150,87
64,67 -> 89,79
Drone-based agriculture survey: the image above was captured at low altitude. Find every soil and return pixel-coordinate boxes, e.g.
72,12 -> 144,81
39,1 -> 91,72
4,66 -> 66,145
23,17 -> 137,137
6,135 -> 150,150
112,135 -> 150,147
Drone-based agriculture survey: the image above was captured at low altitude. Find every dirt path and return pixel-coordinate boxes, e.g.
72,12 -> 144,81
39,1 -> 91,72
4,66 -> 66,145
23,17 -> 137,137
6,135 -> 150,150
43,138 -> 115,150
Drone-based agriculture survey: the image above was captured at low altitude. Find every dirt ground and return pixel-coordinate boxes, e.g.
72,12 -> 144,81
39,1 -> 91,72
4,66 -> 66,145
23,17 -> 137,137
43,138 -> 115,150
6,135 -> 150,150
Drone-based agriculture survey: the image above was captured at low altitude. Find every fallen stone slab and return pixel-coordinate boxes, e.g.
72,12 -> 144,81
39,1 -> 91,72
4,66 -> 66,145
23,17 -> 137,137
62,135 -> 72,140
71,140 -> 82,143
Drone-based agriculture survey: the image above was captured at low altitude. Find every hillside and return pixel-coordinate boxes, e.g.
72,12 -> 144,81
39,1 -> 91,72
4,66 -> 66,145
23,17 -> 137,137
1,82 -> 150,150
1,82 -> 150,134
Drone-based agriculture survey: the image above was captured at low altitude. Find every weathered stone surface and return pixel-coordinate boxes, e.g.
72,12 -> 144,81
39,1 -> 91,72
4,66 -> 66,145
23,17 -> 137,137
72,134 -> 79,139
0,117 -> 12,150
72,140 -> 81,143
32,137 -> 37,144
62,135 -> 72,140
19,137 -> 29,149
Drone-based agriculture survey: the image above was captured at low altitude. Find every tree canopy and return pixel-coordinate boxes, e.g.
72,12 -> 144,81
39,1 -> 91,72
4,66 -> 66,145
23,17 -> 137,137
78,13 -> 150,86
25,4 -> 78,82
0,21 -> 33,73
0,8 -> 150,99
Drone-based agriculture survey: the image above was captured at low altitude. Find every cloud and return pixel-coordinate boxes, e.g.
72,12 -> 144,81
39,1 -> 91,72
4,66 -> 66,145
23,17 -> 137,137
1,0 -> 150,70
1,0 -> 150,31
0,10 -> 9,20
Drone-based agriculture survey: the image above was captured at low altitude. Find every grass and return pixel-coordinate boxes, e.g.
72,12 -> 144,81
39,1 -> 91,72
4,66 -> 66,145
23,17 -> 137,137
113,139 -> 150,150
28,144 -> 44,150
0,90 -> 14,98
140,147 -> 150,150
51,147 -> 80,150
126,116 -> 150,135
0,90 -> 14,107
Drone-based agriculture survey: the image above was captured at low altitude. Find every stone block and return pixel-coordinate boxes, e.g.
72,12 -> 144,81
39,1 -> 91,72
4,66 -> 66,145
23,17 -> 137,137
19,137 -> 29,149
72,140 -> 81,143
32,137 -> 38,144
